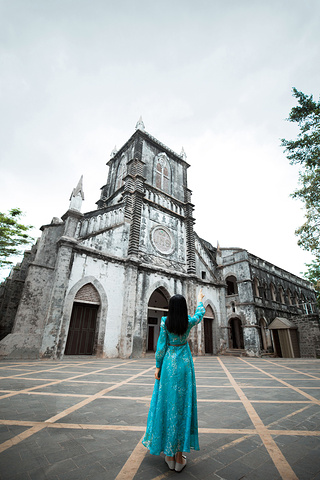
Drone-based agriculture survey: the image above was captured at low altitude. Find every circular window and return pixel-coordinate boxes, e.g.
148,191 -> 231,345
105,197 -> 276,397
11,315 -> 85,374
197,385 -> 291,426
151,226 -> 174,255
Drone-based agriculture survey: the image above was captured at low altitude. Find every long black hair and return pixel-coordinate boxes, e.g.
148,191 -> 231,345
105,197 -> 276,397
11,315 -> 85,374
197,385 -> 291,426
165,294 -> 188,335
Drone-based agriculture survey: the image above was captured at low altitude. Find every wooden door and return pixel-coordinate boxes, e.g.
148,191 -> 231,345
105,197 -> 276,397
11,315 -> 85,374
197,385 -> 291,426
272,330 -> 282,357
148,326 -> 154,351
204,318 -> 213,354
65,303 -> 98,355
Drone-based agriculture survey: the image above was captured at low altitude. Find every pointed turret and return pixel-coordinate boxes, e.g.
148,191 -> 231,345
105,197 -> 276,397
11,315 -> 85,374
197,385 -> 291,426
216,241 -> 222,265
69,175 -> 85,212
180,147 -> 187,160
110,145 -> 118,158
135,116 -> 145,131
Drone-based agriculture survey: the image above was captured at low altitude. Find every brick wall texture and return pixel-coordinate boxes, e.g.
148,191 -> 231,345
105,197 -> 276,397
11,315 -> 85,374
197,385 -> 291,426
74,283 -> 100,304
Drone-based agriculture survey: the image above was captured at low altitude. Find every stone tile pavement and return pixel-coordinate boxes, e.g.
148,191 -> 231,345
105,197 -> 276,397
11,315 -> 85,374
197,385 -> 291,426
0,356 -> 319,480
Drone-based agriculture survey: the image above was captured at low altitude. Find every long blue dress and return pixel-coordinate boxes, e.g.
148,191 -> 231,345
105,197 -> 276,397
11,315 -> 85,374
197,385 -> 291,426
142,302 -> 205,456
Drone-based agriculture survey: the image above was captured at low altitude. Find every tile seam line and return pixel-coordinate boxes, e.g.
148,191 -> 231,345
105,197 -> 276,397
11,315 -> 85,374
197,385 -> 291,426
253,358 -> 320,380
239,358 -> 320,405
5,361 -> 101,378
0,360 -> 139,400
0,395 -> 314,403
0,362 -> 154,454
218,357 -> 298,480
1,419 -> 320,437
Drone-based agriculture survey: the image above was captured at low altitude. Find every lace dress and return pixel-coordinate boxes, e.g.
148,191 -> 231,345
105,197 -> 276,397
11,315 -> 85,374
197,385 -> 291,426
142,302 -> 205,456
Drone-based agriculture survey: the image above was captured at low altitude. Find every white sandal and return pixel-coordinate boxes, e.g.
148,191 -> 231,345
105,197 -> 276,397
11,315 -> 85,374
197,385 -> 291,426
165,455 -> 175,470
175,455 -> 187,472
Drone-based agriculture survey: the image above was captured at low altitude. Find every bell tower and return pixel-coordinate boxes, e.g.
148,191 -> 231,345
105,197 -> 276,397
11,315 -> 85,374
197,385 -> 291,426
97,119 -> 196,274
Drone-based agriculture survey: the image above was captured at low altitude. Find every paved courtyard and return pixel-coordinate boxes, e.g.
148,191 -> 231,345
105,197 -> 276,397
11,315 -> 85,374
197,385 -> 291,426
0,356 -> 319,480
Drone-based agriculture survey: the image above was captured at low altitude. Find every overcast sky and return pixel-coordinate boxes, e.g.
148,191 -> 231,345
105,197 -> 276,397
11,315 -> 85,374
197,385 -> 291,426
1,0 -> 320,281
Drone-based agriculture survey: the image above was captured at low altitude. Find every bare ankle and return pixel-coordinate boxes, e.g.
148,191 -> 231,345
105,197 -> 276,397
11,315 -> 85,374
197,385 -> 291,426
175,452 -> 183,463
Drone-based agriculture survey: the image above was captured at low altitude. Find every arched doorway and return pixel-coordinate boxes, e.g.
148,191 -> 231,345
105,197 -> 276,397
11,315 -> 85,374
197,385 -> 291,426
65,283 -> 100,355
147,288 -> 169,351
229,317 -> 244,349
203,305 -> 214,354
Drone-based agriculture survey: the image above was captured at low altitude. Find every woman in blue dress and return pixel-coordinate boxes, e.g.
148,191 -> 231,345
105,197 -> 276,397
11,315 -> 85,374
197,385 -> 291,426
142,289 -> 205,473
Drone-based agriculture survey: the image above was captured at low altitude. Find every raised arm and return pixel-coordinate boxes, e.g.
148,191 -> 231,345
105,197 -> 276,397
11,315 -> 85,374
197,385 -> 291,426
189,288 -> 206,327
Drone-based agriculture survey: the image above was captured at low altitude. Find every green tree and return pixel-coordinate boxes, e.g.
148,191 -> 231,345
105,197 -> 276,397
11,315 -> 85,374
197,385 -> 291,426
303,260 -> 320,308
0,208 -> 34,269
281,88 -> 320,305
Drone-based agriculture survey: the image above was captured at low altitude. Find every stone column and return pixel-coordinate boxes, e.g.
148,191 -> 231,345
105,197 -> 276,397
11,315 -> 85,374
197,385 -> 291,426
119,260 -> 139,357
123,155 -> 146,258
184,188 -> 196,274
39,210 -> 83,358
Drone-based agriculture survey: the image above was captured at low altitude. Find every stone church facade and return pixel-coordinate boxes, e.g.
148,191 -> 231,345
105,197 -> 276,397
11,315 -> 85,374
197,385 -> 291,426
0,121 -> 319,359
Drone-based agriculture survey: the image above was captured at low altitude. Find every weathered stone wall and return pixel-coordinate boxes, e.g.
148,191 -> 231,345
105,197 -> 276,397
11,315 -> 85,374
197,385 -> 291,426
0,245 -> 37,340
139,203 -> 187,270
78,211 -> 128,258
195,236 -> 219,283
61,250 -> 127,358
220,248 -> 261,356
290,314 -> 320,358
142,141 -> 187,203
249,254 -> 317,315
0,220 -> 65,358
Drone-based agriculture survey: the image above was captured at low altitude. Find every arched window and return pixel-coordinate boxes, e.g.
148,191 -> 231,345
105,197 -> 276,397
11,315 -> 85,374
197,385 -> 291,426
270,283 -> 277,301
279,286 -> 285,304
307,299 -> 313,314
253,277 -> 260,297
226,275 -> 238,295
262,282 -> 268,301
155,153 -> 170,193
116,155 -> 127,190
294,292 -> 299,307
287,289 -> 292,305
301,294 -> 308,314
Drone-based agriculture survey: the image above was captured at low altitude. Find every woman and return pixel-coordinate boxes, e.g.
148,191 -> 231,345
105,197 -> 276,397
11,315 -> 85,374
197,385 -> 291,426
142,288 -> 205,473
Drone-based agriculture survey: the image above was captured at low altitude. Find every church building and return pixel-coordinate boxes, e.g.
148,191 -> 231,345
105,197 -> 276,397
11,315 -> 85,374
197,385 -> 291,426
0,120 -> 319,359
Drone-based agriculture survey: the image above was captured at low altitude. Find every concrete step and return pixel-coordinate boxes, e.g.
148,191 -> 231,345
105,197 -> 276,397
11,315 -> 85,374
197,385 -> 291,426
222,348 -> 247,357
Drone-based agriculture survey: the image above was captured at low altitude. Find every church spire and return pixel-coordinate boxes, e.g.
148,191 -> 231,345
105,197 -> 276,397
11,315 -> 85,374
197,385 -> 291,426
69,175 -> 85,212
135,116 -> 145,131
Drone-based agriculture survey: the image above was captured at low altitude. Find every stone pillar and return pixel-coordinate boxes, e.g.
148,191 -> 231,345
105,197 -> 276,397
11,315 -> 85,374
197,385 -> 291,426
123,153 -> 146,258
184,188 -> 196,274
39,210 -> 83,358
119,260 -> 139,357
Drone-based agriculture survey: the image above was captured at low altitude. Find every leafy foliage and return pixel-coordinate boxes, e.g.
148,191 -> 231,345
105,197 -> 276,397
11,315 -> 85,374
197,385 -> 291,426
0,208 -> 34,269
281,88 -> 320,303
303,260 -> 320,308
281,88 -> 320,169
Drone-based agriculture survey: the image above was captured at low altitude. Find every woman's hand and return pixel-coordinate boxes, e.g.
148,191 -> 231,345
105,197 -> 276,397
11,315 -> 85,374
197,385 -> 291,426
198,288 -> 204,303
155,367 -> 161,380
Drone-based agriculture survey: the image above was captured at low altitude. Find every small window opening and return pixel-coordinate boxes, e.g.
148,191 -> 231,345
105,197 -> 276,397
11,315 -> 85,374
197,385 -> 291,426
226,275 -> 238,295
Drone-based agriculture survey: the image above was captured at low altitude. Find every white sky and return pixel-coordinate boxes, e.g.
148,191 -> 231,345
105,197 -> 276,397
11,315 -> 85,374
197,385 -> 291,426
1,0 -> 319,281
